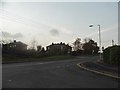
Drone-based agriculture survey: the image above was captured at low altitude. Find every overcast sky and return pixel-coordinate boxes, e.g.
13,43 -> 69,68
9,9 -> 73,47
0,1 -> 118,48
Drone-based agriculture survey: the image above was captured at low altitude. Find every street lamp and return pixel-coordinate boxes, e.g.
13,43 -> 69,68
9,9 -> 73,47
89,24 -> 102,61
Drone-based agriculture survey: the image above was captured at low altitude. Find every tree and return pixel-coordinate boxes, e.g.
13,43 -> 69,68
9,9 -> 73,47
29,38 -> 37,50
1,31 -> 13,44
84,38 -> 91,43
82,39 -> 99,54
37,45 -> 42,52
73,38 -> 82,51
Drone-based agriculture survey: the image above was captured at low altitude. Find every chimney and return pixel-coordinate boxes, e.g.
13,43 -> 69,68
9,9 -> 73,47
14,40 -> 16,43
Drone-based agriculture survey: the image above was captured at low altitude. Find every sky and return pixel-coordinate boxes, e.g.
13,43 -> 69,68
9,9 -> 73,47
0,1 -> 118,49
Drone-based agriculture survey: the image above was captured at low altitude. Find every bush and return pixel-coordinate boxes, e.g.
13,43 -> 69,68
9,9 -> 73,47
103,45 -> 120,66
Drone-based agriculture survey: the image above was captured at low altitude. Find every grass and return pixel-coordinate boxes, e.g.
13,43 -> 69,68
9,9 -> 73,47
2,55 -> 75,64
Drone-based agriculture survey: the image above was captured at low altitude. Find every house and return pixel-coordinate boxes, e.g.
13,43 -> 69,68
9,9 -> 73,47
46,42 -> 72,55
3,40 -> 27,51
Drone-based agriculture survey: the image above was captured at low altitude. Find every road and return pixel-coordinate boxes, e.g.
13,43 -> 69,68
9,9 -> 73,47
2,56 -> 118,88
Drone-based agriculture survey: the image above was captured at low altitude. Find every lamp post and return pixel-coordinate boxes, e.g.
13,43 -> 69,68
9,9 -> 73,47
89,24 -> 102,61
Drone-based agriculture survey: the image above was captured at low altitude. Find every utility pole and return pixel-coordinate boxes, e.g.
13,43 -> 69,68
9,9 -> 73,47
98,24 -> 102,61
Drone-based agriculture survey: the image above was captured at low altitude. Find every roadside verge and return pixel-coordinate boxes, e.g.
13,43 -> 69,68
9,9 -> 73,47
76,62 -> 120,79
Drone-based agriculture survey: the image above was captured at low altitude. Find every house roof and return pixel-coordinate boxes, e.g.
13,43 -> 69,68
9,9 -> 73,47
46,42 -> 71,48
10,41 -> 27,46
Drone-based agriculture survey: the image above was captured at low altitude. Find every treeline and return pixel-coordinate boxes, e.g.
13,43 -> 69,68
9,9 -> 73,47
103,45 -> 120,66
2,38 -> 120,66
2,38 -> 100,58
72,38 -> 99,55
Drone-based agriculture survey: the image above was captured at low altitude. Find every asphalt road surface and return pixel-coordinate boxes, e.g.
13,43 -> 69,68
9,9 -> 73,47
2,56 -> 119,88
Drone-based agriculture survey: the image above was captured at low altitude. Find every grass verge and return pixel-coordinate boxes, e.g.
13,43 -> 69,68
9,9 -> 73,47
2,55 -> 75,64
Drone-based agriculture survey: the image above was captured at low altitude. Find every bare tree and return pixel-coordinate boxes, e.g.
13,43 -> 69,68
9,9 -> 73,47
29,38 -> 37,50
1,31 -> 12,44
73,38 -> 82,51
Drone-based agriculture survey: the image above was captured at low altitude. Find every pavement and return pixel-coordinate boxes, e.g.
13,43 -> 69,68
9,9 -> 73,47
2,56 -> 119,88
77,61 -> 120,79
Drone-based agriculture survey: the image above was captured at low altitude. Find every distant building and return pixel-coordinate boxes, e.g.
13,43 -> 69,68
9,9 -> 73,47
46,42 -> 72,55
3,40 -> 27,51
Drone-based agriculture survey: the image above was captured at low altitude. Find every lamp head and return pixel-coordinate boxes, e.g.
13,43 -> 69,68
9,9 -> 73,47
89,24 -> 94,27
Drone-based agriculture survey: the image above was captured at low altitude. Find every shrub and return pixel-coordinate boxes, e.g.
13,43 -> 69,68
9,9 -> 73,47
103,45 -> 120,66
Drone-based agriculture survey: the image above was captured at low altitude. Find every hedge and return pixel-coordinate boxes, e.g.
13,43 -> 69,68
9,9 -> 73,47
103,45 -> 120,66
